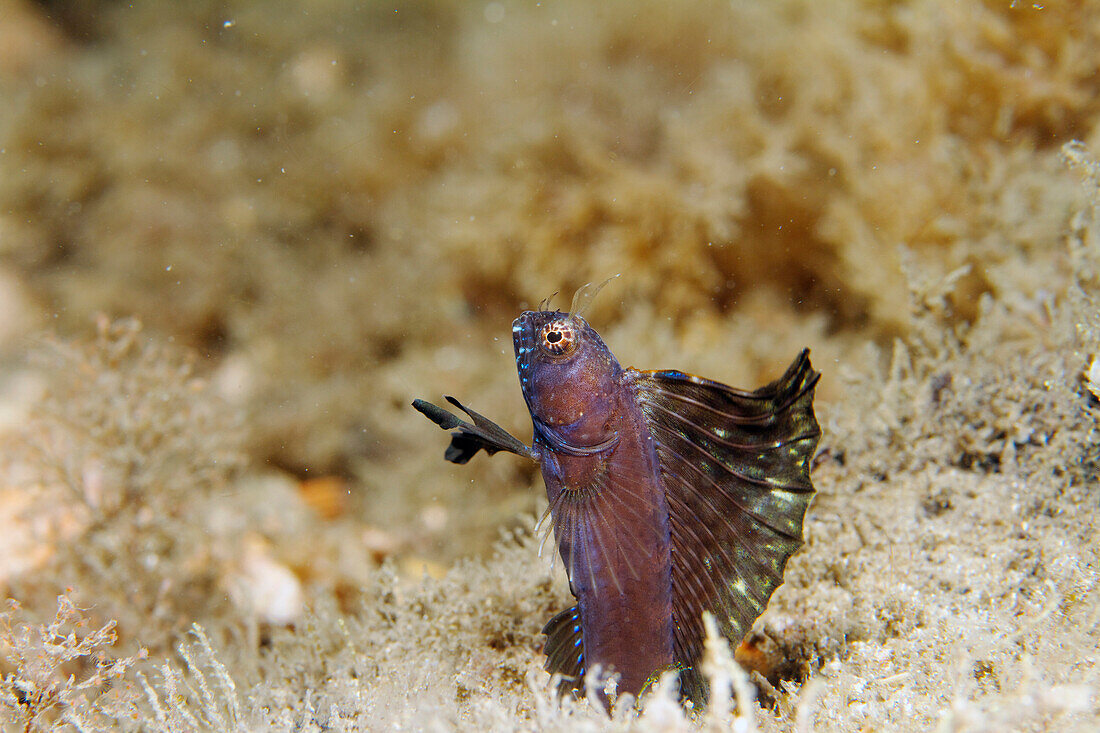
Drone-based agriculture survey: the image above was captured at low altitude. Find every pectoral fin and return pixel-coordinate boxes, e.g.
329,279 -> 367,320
412,396 -> 536,464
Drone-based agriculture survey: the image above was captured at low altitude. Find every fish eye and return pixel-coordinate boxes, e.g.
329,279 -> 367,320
539,320 -> 576,356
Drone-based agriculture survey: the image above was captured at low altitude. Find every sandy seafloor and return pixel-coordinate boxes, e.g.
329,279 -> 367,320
1,0 -> 1099,730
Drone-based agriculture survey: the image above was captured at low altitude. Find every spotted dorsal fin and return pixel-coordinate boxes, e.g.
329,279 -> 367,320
630,349 -> 821,703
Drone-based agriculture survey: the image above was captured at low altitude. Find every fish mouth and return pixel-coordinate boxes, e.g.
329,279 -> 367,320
512,310 -> 541,408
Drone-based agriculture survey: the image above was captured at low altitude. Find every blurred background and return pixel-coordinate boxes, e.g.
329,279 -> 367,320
1,2 -> 1098,722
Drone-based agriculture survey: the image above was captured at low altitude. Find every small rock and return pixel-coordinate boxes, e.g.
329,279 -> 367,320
229,534 -> 303,625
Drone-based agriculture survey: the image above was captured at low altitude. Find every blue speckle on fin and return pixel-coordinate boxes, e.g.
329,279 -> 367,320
542,605 -> 585,694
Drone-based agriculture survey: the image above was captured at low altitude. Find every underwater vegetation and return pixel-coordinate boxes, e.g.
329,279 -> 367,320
0,0 -> 1099,730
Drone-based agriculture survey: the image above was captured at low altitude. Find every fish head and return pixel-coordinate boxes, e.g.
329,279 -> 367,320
512,310 -> 621,449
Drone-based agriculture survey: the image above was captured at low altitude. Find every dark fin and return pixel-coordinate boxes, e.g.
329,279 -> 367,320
631,349 -> 821,705
412,396 -> 535,464
676,665 -> 707,709
542,605 -> 584,695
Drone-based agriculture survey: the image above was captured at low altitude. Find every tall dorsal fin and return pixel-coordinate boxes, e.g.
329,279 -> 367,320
630,349 -> 820,703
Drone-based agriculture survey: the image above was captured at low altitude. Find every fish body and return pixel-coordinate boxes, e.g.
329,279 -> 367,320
514,310 -> 675,696
413,304 -> 820,705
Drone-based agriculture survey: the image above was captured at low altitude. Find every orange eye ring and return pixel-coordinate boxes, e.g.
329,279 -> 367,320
540,320 -> 577,356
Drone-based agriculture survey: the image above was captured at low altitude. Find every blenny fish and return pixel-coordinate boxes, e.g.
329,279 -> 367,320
413,283 -> 820,705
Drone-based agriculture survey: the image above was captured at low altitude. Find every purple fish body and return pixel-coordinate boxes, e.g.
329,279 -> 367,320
413,300 -> 820,706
